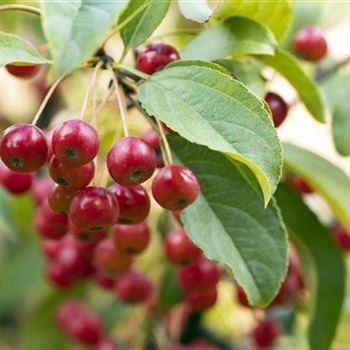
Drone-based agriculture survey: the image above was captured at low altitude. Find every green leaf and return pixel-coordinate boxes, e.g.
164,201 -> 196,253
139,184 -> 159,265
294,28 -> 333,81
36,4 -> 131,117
119,0 -> 170,49
276,184 -> 345,350
171,136 -> 288,306
178,0 -> 214,23
139,62 -> 283,204
0,32 -> 48,68
211,0 -> 293,42
283,143 -> 350,232
41,0 -> 126,78
258,49 -> 326,123
323,74 -> 350,155
181,17 -> 276,61
216,59 -> 265,96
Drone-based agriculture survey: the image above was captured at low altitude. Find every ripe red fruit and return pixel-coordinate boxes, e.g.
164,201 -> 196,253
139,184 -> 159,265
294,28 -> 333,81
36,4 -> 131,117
115,271 -> 153,303
52,119 -> 99,167
32,177 -> 54,205
293,26 -> 327,62
235,286 -> 250,307
287,174 -> 313,194
107,137 -> 156,186
109,183 -> 150,224
187,288 -> 218,312
95,338 -> 117,350
331,223 -> 350,252
0,123 -> 48,172
264,92 -> 288,128
152,165 -> 200,210
177,257 -> 220,294
94,271 -> 116,290
141,129 -> 164,167
56,300 -> 86,330
6,64 -> 41,79
42,239 -> 60,260
0,162 -> 33,194
165,229 -> 202,266
46,262 -> 74,288
69,312 -> 102,345
136,43 -> 180,75
93,238 -> 133,275
172,210 -> 182,225
70,187 -> 119,231
69,219 -> 107,242
48,185 -> 75,214
113,221 -> 151,255
250,318 -> 282,348
49,156 -> 94,191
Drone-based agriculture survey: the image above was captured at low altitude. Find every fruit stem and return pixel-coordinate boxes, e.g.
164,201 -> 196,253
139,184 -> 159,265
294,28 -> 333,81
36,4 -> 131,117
316,54 -> 350,82
31,75 -> 65,126
109,65 -> 129,137
115,63 -> 150,81
0,4 -> 41,16
79,61 -> 103,120
155,117 -> 173,165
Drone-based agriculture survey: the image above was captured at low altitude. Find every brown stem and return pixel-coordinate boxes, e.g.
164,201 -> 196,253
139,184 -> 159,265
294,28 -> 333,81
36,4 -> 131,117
315,54 -> 350,82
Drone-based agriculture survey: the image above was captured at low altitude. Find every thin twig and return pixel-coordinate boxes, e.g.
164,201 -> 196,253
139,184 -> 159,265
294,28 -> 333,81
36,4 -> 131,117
31,76 -> 65,125
0,4 -> 41,16
156,118 -> 173,165
108,65 -> 129,137
316,54 -> 350,82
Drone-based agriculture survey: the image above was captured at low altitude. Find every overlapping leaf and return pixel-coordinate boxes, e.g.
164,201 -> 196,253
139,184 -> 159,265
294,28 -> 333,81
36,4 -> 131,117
178,0 -> 214,23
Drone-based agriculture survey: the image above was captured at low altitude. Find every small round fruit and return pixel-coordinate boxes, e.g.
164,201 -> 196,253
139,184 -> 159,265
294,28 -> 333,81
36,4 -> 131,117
93,238 -> 133,275
42,239 -> 60,260
0,123 -> 48,172
250,318 -> 282,348
0,162 -> 33,194
69,219 -> 107,243
49,156 -> 94,191
113,221 -> 151,255
109,183 -> 150,224
56,300 -> 87,331
70,187 -> 119,231
69,312 -> 102,345
32,177 -> 54,205
95,338 -> 118,350
48,185 -> 75,214
141,129 -> 164,167
107,137 -> 156,186
6,64 -> 41,79
186,288 -> 218,312
264,92 -> 288,128
46,262 -> 74,289
136,43 -> 180,75
94,271 -> 116,290
165,229 -> 202,266
287,174 -> 313,194
115,271 -> 153,303
152,165 -> 200,210
235,286 -> 250,307
52,119 -> 99,167
331,223 -> 350,252
293,26 -> 327,62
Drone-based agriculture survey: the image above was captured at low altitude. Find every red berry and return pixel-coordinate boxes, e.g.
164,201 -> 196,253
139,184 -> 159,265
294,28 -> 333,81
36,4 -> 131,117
0,162 -> 33,194
95,338 -> 118,350
293,26 -> 327,62
287,174 -> 313,194
93,238 -> 133,275
6,64 -> 41,79
42,239 -> 60,260
49,156 -> 94,191
264,92 -> 288,128
94,271 -> 116,290
186,288 -> 218,312
141,129 -> 164,167
56,300 -> 86,331
109,183 -> 150,224
107,137 -> 156,186
32,177 -> 54,205
165,229 -> 202,266
235,286 -> 250,307
152,165 -> 200,210
331,223 -> 350,252
70,187 -> 119,231
251,318 -> 282,348
172,210 -> 182,225
0,124 -> 48,172
177,257 -> 220,294
46,262 -> 74,288
113,221 -> 151,255
52,119 -> 99,167
48,185 -> 75,214
115,271 -> 153,303
69,312 -> 102,345
69,219 -> 107,243
136,43 -> 180,75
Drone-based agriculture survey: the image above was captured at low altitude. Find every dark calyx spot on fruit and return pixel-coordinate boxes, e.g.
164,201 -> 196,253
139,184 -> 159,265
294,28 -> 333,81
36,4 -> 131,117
10,156 -> 24,169
126,247 -> 138,254
64,147 -> 79,161
78,232 -> 91,241
174,198 -> 187,209
90,226 -> 104,231
56,177 -> 69,188
118,217 -> 132,224
129,168 -> 146,183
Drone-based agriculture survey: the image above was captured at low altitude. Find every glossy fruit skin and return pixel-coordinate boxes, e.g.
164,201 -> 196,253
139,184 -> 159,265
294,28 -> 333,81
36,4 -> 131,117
94,271 -> 116,290
70,187 -> 119,231
32,177 -> 54,205
69,219 -> 107,243
109,183 -> 150,224
46,262 -> 74,288
42,239 -> 61,260
265,92 -> 288,127
93,238 -> 133,275
113,221 -> 151,255
152,165 -> 200,210
136,43 -> 180,75
0,162 -> 33,194
287,174 -> 313,194
331,223 -> 350,252
235,286 -> 250,307
48,185 -> 75,214
251,318 -> 282,348
0,124 -> 48,172
107,137 -> 156,186
293,26 -> 327,62
141,129 -> 164,167
115,271 -> 153,303
52,119 -> 99,167
6,64 -> 41,79
165,229 -> 202,266
49,156 -> 94,191
177,257 -> 220,294
186,288 -> 218,312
